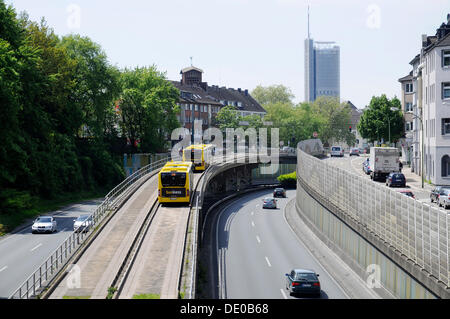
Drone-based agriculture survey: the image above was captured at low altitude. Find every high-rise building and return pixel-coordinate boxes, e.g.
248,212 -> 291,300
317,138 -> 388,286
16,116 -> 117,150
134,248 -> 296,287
304,9 -> 340,102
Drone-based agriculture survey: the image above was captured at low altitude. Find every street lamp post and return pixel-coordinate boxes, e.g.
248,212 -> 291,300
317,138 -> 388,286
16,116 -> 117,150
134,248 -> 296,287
413,112 -> 424,189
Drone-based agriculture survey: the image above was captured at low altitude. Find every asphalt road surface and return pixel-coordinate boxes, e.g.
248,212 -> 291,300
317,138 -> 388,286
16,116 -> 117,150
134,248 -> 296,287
0,199 -> 102,298
214,189 -> 348,299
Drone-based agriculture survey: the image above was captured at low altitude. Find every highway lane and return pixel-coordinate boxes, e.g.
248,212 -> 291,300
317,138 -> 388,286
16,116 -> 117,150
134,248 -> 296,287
0,199 -> 102,298
215,189 -> 348,299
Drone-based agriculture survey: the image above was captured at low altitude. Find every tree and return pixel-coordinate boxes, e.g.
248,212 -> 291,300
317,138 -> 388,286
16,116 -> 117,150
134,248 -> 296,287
251,84 -> 295,106
358,95 -> 404,143
215,106 -> 242,131
310,96 -> 355,146
118,66 -> 180,153
60,34 -> 120,140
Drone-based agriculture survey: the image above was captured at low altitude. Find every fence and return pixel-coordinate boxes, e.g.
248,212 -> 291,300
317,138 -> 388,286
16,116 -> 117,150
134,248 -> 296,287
9,157 -> 170,299
297,149 -> 449,289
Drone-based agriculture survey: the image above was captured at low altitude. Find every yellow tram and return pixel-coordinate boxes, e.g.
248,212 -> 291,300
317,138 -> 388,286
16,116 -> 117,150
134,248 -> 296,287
158,161 -> 194,204
182,144 -> 215,172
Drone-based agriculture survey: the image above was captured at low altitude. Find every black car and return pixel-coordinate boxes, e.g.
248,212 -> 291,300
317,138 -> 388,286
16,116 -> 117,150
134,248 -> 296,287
386,172 -> 406,187
430,186 -> 450,203
285,269 -> 321,297
273,188 -> 286,198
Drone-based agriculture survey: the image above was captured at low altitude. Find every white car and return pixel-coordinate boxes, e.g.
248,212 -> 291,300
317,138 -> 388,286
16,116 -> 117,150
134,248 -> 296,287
73,215 -> 93,233
262,197 -> 277,209
330,146 -> 344,157
32,216 -> 57,234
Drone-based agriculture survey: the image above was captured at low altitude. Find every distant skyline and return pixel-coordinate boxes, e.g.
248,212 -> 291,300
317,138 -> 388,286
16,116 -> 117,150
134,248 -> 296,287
7,0 -> 450,108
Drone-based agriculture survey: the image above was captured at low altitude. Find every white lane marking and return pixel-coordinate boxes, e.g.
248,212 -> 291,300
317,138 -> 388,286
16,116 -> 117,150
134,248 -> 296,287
0,266 -> 8,272
30,243 -> 42,252
256,235 -> 261,244
61,228 -> 67,232
280,288 -> 288,299
251,211 -> 254,216
251,221 -> 255,228
265,256 -> 272,267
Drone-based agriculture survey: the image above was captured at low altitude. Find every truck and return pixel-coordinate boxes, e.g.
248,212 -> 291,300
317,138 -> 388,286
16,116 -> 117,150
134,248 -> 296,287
369,147 -> 400,181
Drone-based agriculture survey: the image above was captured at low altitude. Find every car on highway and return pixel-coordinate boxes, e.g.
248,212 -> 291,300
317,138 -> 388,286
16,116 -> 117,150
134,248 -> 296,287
330,146 -> 344,157
273,188 -> 286,198
430,186 -> 450,203
385,172 -> 406,187
399,190 -> 415,199
438,188 -> 450,209
262,197 -> 277,209
32,216 -> 57,234
362,159 -> 372,175
73,214 -> 93,233
349,148 -> 360,156
285,269 -> 321,297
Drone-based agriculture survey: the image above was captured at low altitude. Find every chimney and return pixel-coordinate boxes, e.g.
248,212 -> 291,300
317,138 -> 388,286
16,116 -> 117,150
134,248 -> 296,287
244,89 -> 248,96
447,13 -> 450,24
422,34 -> 428,48
238,88 -> 242,93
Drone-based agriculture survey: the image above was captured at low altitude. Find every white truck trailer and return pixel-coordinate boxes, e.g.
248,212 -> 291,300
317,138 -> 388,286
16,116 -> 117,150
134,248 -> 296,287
369,147 -> 400,181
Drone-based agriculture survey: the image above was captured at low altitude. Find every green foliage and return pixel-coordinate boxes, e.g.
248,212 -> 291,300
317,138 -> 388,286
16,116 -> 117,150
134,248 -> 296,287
358,95 -> 404,143
106,287 -> 117,299
0,1 -> 183,234
277,172 -> 297,189
252,84 -> 295,106
251,85 -> 354,147
119,66 -> 180,153
215,106 -> 242,131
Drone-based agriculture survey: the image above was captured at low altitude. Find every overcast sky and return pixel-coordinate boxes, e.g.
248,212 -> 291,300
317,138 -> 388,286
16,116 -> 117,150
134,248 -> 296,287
7,0 -> 450,108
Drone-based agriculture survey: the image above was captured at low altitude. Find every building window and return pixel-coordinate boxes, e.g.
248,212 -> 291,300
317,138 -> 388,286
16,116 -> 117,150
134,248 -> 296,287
405,102 -> 413,112
442,118 -> 450,135
443,50 -> 450,67
442,155 -> 450,177
443,83 -> 450,100
405,83 -> 413,93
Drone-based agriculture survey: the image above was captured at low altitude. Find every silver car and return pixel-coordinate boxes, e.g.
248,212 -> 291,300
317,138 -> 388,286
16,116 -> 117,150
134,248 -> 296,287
438,189 -> 450,209
262,197 -> 277,209
73,215 -> 93,233
32,216 -> 57,234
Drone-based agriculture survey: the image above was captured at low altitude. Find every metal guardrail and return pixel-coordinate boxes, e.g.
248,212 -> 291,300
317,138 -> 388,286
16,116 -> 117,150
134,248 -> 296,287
9,156 -> 170,299
297,149 -> 449,289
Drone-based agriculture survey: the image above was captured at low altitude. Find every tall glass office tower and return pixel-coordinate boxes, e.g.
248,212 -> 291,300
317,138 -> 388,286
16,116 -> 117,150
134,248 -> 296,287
304,39 -> 340,102
304,8 -> 340,102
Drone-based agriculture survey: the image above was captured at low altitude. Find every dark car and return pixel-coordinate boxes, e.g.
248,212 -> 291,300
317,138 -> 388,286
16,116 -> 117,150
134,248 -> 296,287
349,148 -> 360,156
285,269 -> 321,297
399,190 -> 415,199
430,186 -> 450,203
273,188 -> 286,198
386,172 -> 406,187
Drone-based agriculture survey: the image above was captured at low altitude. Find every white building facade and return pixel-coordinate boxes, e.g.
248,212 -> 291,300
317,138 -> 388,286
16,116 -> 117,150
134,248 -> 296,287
407,16 -> 450,185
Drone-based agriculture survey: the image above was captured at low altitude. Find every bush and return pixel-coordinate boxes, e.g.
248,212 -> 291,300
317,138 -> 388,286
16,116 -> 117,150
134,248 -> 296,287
0,189 -> 35,215
277,171 -> 297,189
